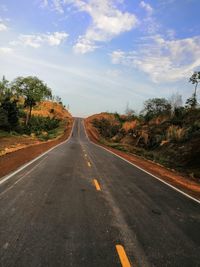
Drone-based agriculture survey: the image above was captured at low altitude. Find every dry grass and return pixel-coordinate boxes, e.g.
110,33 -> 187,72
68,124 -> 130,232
149,115 -> 170,125
167,125 -> 187,142
86,112 -> 116,124
31,101 -> 72,120
122,120 -> 137,132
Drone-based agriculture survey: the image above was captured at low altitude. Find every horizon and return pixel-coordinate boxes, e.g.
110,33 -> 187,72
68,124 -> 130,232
0,0 -> 200,117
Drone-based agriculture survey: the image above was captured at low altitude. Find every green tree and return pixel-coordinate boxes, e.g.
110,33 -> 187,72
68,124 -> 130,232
0,76 -> 19,131
12,76 -> 52,125
185,94 -> 197,109
142,98 -> 172,121
0,97 -> 19,131
0,76 -> 11,102
189,71 -> 200,104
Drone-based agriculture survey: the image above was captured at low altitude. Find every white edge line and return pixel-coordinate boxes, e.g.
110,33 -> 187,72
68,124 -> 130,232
83,120 -> 200,205
0,156 -> 48,197
0,120 -> 75,186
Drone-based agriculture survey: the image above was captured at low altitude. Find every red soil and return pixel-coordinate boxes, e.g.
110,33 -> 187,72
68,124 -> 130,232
0,118 -> 73,178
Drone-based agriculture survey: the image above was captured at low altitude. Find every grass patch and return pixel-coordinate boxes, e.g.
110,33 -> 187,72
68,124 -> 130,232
0,130 -> 11,138
0,130 -> 21,138
37,122 -> 68,141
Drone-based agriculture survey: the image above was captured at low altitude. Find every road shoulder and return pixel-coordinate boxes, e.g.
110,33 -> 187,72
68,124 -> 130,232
0,118 -> 74,179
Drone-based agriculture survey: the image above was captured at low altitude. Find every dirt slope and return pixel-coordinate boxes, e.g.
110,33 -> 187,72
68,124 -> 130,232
31,101 -> 71,120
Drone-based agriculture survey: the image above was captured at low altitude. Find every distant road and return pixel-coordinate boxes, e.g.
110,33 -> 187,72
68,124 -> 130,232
0,118 -> 200,267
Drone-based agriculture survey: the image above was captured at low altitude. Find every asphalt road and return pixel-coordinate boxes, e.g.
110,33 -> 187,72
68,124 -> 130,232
0,118 -> 200,267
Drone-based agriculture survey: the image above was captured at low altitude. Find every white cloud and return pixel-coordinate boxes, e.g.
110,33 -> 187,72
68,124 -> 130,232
0,47 -> 13,54
111,50 -> 125,64
139,1 -> 160,34
40,0 -> 64,12
41,0 -> 138,54
52,0 -> 64,13
47,31 -> 68,45
140,1 -> 153,15
111,35 -> 200,83
10,32 -> 68,48
0,22 -> 8,31
72,0 -> 138,53
73,37 -> 97,54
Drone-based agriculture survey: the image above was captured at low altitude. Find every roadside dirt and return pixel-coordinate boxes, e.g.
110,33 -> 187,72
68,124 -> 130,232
84,119 -> 200,200
0,135 -> 42,156
0,118 -> 74,178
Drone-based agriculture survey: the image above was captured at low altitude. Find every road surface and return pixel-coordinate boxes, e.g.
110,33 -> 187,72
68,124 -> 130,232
0,118 -> 200,267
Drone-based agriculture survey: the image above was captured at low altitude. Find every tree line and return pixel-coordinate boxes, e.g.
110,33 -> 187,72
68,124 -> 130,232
92,71 -> 200,145
0,76 -> 64,135
126,71 -> 199,122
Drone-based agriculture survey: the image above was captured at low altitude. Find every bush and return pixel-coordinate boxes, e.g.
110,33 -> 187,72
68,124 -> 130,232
0,97 -> 19,131
92,118 -> 120,139
171,107 -> 186,126
24,116 -> 60,135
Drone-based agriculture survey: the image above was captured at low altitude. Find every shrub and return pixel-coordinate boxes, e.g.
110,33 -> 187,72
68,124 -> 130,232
0,97 -> 19,131
92,118 -> 120,139
24,116 -> 60,135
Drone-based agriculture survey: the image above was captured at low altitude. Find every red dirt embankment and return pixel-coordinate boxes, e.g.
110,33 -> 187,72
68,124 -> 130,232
84,118 -> 200,201
0,118 -> 74,178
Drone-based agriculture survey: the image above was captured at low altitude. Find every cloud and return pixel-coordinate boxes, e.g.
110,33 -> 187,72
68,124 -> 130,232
0,47 -> 13,54
72,0 -> 138,53
41,0 -> 138,54
73,37 -> 97,54
46,31 -> 68,45
40,0 -> 64,12
139,1 -> 160,34
52,0 -> 64,13
111,50 -> 125,64
0,21 -> 8,31
111,35 -> 200,83
140,1 -> 153,15
10,32 -> 68,48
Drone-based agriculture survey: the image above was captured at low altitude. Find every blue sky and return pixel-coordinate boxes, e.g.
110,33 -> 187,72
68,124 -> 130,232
0,0 -> 200,117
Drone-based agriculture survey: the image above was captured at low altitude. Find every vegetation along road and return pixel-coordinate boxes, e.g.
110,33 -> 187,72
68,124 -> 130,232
0,118 -> 200,267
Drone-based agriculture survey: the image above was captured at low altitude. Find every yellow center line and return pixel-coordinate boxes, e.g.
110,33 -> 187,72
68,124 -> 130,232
116,245 -> 131,267
93,179 -> 101,191
84,153 -> 87,157
87,161 -> 91,167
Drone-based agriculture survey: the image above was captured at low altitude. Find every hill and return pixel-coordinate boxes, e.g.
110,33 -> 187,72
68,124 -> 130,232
85,109 -> 200,180
0,100 -> 72,157
31,100 -> 71,120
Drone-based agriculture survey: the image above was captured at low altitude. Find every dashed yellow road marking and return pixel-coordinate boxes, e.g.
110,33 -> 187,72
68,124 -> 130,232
87,161 -> 91,167
116,245 -> 131,267
93,179 -> 101,191
84,153 -> 87,157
